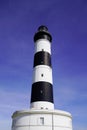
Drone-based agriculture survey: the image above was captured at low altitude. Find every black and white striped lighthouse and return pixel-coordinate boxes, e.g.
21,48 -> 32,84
12,26 -> 73,130
30,25 -> 54,110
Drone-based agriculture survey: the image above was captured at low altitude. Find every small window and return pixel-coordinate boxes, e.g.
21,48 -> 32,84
41,74 -> 44,77
40,117 -> 44,125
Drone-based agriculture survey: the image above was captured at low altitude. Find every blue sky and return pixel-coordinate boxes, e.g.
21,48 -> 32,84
0,0 -> 87,130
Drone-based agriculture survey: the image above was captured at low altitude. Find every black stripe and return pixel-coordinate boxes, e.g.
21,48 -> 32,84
31,82 -> 54,103
34,31 -> 52,42
33,51 -> 51,67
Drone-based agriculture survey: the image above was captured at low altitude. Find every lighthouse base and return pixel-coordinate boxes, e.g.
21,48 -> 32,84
12,109 -> 72,130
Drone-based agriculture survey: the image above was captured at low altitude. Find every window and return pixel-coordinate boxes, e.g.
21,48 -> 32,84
41,74 -> 44,77
40,117 -> 44,125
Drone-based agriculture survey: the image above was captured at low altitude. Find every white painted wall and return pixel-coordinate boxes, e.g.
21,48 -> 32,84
12,110 -> 72,130
30,101 -> 54,109
32,65 -> 53,84
35,39 -> 51,54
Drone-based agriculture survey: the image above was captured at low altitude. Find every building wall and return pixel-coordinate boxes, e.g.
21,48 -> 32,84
12,110 -> 72,130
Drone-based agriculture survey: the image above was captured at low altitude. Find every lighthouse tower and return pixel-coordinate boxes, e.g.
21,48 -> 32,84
30,26 -> 54,110
11,26 -> 73,130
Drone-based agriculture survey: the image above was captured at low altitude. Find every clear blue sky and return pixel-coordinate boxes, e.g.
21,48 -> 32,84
0,0 -> 87,130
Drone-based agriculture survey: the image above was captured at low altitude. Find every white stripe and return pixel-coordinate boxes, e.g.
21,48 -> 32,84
30,101 -> 54,109
35,39 -> 51,54
32,65 -> 53,84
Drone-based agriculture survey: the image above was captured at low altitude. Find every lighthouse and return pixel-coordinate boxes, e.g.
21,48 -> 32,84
30,25 -> 54,110
11,26 -> 73,130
